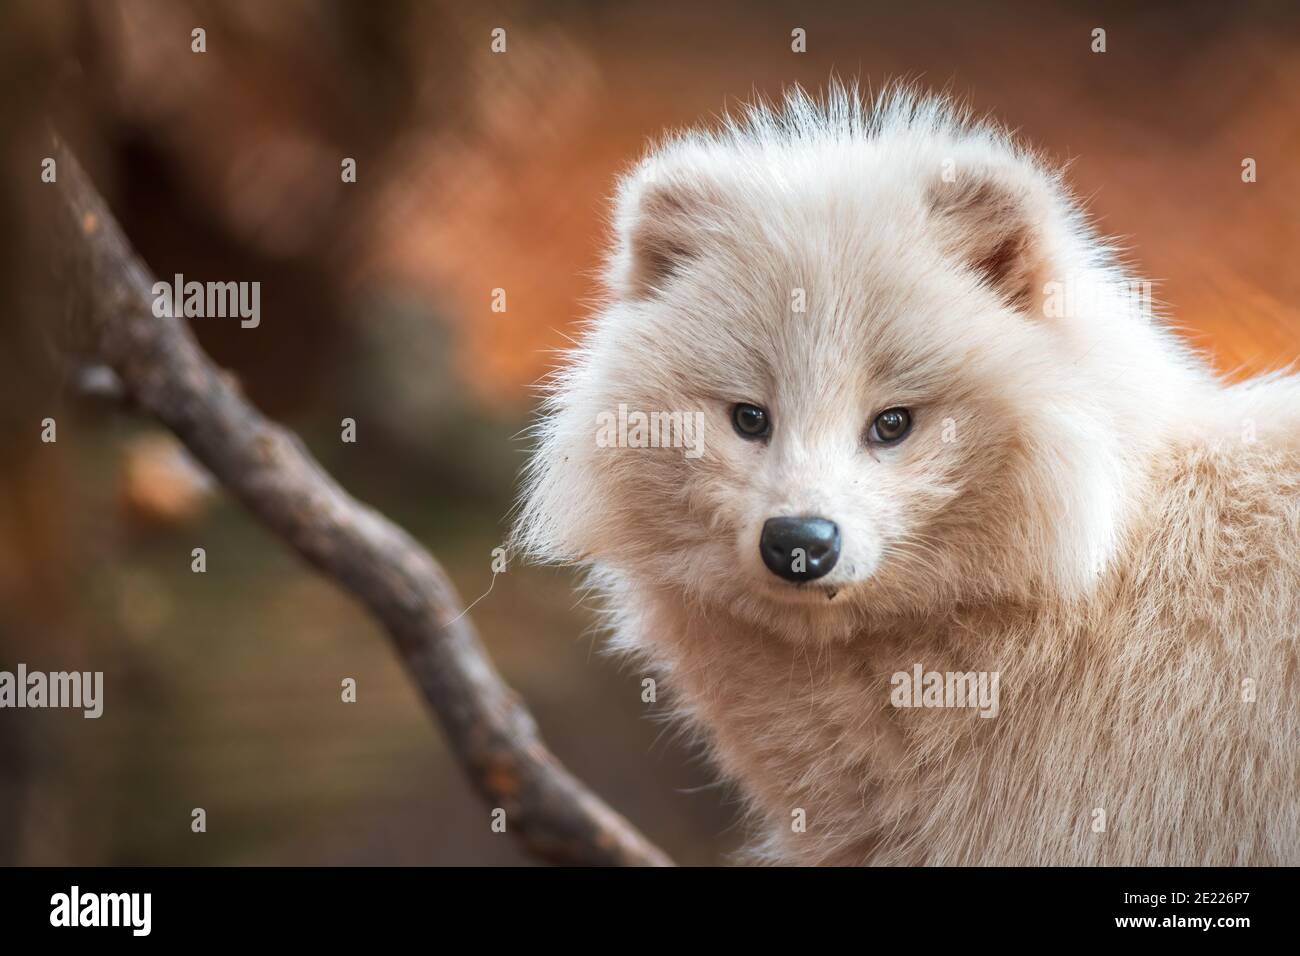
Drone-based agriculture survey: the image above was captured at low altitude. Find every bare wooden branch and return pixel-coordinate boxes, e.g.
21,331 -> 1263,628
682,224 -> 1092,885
47,139 -> 673,867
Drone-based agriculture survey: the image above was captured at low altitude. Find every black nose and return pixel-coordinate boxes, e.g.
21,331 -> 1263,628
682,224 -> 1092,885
760,516 -> 841,582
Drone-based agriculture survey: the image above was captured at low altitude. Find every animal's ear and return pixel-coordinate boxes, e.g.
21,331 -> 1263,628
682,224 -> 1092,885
925,160 -> 1067,314
608,166 -> 714,299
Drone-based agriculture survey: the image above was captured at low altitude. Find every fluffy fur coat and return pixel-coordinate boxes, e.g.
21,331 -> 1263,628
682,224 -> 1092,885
515,86 -> 1300,865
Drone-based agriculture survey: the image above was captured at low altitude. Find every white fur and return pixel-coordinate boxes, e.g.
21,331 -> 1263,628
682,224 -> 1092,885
515,85 -> 1300,865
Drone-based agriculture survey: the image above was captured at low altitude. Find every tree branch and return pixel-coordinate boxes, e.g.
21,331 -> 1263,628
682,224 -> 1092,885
47,138 -> 673,867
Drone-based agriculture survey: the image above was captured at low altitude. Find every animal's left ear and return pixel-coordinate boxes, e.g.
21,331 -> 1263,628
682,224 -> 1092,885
925,159 -> 1069,314
607,160 -> 720,299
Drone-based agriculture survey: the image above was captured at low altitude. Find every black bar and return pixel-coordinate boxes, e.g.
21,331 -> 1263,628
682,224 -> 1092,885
0,866 -> 1289,942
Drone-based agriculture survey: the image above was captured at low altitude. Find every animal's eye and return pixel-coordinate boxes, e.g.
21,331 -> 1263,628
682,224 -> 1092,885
732,403 -> 770,440
869,407 -> 912,444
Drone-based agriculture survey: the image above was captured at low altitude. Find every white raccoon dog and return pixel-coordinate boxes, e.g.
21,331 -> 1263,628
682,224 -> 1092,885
515,87 -> 1300,865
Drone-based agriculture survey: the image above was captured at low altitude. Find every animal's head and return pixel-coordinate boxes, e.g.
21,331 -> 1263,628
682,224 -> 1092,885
515,86 -> 1196,641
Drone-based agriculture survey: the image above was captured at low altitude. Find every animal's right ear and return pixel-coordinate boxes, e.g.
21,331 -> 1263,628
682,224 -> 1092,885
608,166 -> 712,299
923,155 -> 1069,315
